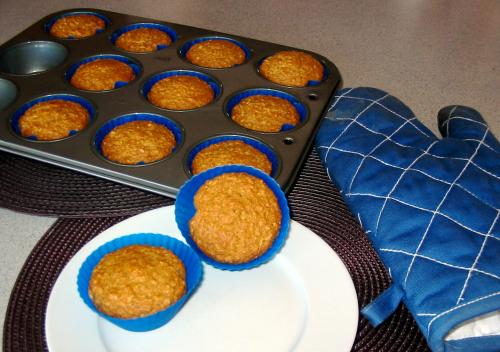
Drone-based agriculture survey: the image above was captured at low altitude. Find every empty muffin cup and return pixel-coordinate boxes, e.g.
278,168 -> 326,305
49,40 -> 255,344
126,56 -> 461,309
111,23 -> 178,52
0,78 -> 17,110
45,11 -> 110,39
0,41 -> 68,75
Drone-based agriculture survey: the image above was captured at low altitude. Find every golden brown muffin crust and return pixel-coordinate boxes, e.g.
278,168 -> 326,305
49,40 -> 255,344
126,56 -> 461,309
148,75 -> 214,110
186,39 -> 246,68
190,173 -> 281,264
70,59 -> 136,91
89,245 -> 186,319
231,95 -> 300,132
192,140 -> 272,175
115,27 -> 172,53
50,14 -> 105,39
19,100 -> 90,141
102,120 -> 176,164
260,50 -> 324,87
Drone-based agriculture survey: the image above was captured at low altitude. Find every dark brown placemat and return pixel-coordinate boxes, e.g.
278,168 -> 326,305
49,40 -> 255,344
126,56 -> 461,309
2,151 -> 430,351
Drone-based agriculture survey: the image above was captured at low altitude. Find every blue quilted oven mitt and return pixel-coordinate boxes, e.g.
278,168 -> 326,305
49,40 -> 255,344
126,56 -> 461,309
315,87 -> 499,352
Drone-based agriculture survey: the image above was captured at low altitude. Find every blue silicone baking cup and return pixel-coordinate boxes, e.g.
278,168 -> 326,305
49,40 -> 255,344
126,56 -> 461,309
185,134 -> 281,178
65,54 -> 141,90
77,233 -> 203,332
94,113 -> 183,165
111,23 -> 178,52
175,164 -> 290,271
45,11 -> 111,39
10,93 -> 95,141
179,36 -> 251,67
226,88 -> 308,132
142,70 -> 222,109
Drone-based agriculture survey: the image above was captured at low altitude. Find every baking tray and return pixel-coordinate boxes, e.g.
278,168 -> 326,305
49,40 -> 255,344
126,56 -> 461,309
0,8 -> 341,198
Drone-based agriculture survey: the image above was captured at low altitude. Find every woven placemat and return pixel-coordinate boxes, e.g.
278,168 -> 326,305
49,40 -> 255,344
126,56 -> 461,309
2,151 -> 430,351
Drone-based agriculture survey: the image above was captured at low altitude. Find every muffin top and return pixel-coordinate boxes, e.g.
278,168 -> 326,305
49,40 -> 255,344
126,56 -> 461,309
89,245 -> 186,319
101,120 -> 176,164
259,50 -> 324,87
70,59 -> 136,91
231,95 -> 300,132
189,172 -> 281,264
186,39 -> 246,68
115,27 -> 172,52
148,75 -> 214,110
50,14 -> 106,39
192,140 -> 272,175
18,100 -> 90,141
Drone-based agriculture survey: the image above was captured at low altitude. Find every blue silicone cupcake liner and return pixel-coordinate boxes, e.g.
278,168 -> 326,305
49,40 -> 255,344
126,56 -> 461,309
175,164 -> 290,271
142,70 -> 222,109
77,233 -> 203,332
11,94 -> 96,141
45,11 -> 111,39
65,54 -> 141,90
226,88 -> 308,132
185,134 -> 281,177
94,113 -> 183,165
179,36 -> 251,67
111,23 -> 178,52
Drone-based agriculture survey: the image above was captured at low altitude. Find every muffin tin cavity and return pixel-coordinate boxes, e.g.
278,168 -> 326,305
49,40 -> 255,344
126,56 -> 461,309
65,54 -> 141,91
45,11 -> 110,39
185,134 -> 281,177
0,79 -> 17,110
11,94 -> 95,141
0,41 -> 68,75
94,113 -> 183,165
226,88 -> 308,132
111,23 -> 178,52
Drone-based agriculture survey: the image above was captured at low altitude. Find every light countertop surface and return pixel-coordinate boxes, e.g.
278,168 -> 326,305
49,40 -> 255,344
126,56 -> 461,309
0,0 -> 498,346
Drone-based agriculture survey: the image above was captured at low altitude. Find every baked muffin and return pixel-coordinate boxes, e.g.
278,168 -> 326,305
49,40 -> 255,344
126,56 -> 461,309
148,75 -> 214,110
259,50 -> 324,87
115,27 -> 172,53
70,59 -> 136,91
189,172 -> 281,264
186,39 -> 246,68
231,95 -> 300,132
101,120 -> 176,164
89,245 -> 186,319
192,140 -> 272,175
18,99 -> 90,140
50,14 -> 106,39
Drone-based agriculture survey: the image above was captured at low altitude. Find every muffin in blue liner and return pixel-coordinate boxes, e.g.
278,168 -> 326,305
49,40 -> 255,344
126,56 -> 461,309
45,11 -> 110,39
65,54 -> 141,90
257,55 -> 328,87
226,88 -> 308,132
77,233 -> 203,332
142,70 -> 221,105
94,113 -> 183,165
185,134 -> 281,177
11,94 -> 95,141
111,23 -> 178,51
179,36 -> 251,66
175,164 -> 290,271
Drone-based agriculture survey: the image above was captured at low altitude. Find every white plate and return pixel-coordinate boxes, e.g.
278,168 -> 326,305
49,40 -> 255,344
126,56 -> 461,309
45,205 -> 358,352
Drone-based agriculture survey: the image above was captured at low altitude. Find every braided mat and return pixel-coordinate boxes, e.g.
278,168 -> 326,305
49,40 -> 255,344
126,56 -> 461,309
2,150 -> 430,351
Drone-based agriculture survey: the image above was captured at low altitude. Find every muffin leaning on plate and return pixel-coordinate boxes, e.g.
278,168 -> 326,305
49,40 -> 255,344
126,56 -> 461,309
50,14 -> 106,39
115,28 -> 172,53
70,59 -> 136,91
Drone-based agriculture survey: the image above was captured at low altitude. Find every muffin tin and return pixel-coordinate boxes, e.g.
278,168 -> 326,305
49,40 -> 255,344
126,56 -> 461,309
0,8 -> 341,197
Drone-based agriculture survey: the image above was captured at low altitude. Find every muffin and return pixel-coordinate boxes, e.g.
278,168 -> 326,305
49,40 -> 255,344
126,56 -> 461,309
18,99 -> 90,140
101,120 -> 176,164
88,244 -> 186,319
189,172 -> 282,264
259,50 -> 324,87
186,39 -> 246,68
192,140 -> 272,175
231,95 -> 300,132
50,14 -> 106,39
70,59 -> 136,91
115,27 -> 172,52
148,75 -> 214,110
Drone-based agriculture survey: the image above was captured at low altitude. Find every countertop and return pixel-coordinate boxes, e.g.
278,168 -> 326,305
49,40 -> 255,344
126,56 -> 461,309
0,0 -> 499,347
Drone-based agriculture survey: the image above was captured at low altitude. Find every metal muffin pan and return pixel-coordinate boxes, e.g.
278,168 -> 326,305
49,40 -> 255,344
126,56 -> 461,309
0,8 -> 341,197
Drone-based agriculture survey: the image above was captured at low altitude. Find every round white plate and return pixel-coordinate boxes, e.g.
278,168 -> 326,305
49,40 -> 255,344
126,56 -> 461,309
45,205 -> 358,352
